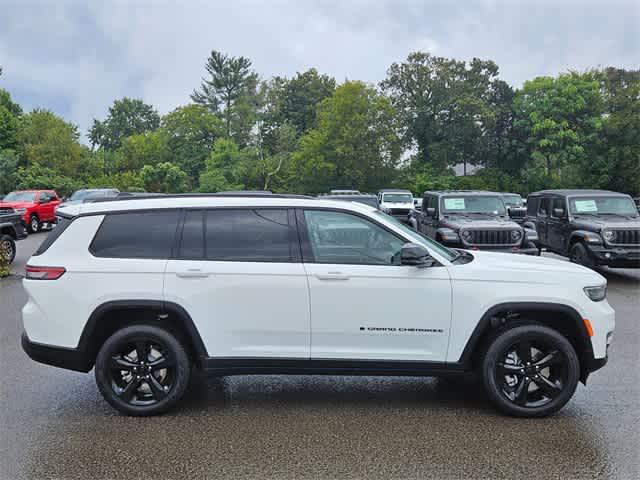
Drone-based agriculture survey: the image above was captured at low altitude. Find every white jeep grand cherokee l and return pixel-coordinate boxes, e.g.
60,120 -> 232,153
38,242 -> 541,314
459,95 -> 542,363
21,194 -> 614,417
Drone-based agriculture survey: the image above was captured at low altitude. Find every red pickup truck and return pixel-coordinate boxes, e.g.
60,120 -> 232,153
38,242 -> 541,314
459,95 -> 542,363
0,190 -> 62,233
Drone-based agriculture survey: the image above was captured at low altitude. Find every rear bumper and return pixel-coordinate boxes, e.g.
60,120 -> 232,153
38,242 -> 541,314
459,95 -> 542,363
585,245 -> 640,268
21,332 -> 92,372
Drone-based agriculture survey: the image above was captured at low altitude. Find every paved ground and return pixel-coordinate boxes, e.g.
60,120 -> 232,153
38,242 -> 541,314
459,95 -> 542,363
1,233 -> 638,479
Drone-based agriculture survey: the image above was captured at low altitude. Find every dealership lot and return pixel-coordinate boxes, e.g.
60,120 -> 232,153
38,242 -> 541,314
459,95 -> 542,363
1,232 -> 638,479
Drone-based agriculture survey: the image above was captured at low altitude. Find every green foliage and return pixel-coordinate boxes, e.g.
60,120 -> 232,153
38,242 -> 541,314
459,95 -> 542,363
16,110 -> 84,177
0,88 -> 22,116
89,98 -> 160,150
115,131 -> 169,172
140,162 -> 188,193
160,104 -> 224,184
14,164 -> 81,197
199,138 -> 245,192
191,50 -> 259,145
290,81 -> 401,193
86,171 -> 144,192
0,149 -> 19,194
0,105 -> 19,150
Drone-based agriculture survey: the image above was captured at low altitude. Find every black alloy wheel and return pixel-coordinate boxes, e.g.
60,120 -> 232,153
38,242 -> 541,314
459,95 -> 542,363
95,325 -> 191,415
569,242 -> 595,268
482,324 -> 580,417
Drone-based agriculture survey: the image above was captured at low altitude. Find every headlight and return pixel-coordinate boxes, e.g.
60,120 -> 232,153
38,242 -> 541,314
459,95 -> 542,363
511,230 -> 523,241
525,228 -> 538,241
15,208 -> 27,214
584,285 -> 607,302
460,230 -> 473,242
602,230 -> 616,242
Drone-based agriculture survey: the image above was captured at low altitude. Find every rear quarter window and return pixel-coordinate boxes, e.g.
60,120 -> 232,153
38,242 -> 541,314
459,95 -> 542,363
33,217 -> 73,256
90,210 -> 180,259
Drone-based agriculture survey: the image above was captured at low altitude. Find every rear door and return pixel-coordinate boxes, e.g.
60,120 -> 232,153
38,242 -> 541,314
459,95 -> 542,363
164,208 -> 310,358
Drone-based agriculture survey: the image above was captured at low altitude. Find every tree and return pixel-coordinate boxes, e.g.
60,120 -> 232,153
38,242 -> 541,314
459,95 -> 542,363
0,149 -> 19,194
191,50 -> 259,144
513,72 -> 603,182
599,68 -> 640,195
381,52 -> 503,172
0,88 -> 22,151
16,110 -> 84,177
140,162 -> 188,193
290,81 -> 401,193
14,164 -> 80,197
115,131 -> 169,172
89,98 -> 160,150
160,104 -> 224,184
199,138 -> 246,192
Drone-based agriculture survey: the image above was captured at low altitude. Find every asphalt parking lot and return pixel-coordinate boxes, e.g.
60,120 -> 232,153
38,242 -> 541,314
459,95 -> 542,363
1,233 -> 639,479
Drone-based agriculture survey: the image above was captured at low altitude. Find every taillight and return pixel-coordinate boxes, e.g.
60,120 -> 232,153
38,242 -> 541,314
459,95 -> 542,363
25,265 -> 66,280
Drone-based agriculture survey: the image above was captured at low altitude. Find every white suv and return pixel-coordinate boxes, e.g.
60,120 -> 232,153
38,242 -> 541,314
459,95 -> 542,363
22,194 -> 614,417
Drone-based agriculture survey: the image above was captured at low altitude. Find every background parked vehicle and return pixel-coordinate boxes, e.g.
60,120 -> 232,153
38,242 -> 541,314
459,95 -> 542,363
408,190 -> 538,254
317,193 -> 379,208
377,189 -> 414,223
501,192 -> 527,224
59,188 -> 119,206
0,207 -> 28,264
0,190 -> 61,233
524,189 -> 640,268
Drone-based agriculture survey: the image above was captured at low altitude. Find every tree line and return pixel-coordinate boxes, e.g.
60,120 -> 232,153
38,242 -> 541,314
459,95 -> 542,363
1,52 -> 638,198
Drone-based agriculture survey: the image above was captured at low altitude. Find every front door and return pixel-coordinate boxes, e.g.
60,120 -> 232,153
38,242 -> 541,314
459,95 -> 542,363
548,197 -> 569,253
164,208 -> 310,358
299,208 -> 452,362
536,197 -> 551,246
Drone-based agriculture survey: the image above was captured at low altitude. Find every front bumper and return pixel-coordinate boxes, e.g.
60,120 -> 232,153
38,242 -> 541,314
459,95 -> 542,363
585,244 -> 640,268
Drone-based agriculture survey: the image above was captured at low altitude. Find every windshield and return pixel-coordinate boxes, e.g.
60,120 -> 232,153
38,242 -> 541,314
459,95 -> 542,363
502,195 -> 523,207
2,191 -> 36,202
569,196 -> 638,217
382,193 -> 413,203
373,211 -> 458,262
441,196 -> 506,215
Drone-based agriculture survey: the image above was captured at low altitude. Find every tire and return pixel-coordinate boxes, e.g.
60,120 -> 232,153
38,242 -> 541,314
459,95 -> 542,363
480,324 -> 580,418
28,215 -> 40,233
0,234 -> 16,264
569,242 -> 596,268
95,325 -> 191,416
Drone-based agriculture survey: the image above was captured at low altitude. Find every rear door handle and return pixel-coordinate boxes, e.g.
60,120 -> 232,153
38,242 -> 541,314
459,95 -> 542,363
176,269 -> 209,278
315,272 -> 350,281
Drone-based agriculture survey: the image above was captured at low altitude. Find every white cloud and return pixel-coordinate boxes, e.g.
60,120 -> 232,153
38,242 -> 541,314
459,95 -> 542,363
1,0 -> 638,141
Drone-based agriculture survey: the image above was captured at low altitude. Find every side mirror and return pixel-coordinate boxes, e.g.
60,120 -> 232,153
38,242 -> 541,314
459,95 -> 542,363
400,242 -> 435,267
426,207 -> 436,217
553,208 -> 565,218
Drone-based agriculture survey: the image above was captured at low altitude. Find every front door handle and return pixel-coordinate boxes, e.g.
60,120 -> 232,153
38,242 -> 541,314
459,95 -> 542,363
176,269 -> 209,278
315,272 -> 350,281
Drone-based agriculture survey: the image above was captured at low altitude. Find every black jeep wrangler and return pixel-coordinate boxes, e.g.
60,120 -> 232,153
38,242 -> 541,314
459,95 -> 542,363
501,192 -> 527,224
524,189 -> 640,268
0,206 -> 28,265
408,190 -> 538,254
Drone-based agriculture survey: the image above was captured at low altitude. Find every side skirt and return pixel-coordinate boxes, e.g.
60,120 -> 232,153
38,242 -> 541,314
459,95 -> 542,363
200,357 -> 468,377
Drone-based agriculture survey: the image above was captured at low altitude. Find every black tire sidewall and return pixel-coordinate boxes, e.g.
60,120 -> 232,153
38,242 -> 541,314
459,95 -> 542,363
0,235 -> 16,264
95,325 -> 191,416
570,242 -> 595,268
29,215 -> 40,233
482,325 -> 580,418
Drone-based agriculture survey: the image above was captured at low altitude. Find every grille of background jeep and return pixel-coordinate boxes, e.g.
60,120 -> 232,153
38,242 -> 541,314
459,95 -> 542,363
464,229 -> 520,246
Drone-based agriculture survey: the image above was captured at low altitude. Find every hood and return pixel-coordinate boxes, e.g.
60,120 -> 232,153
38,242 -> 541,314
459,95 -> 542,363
572,215 -> 640,230
454,249 -> 605,285
57,200 -> 82,208
442,214 -> 520,229
0,200 -> 35,209
381,201 -> 414,208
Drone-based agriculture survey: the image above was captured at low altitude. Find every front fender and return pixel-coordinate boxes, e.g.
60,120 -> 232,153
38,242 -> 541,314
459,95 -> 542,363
570,230 -> 603,245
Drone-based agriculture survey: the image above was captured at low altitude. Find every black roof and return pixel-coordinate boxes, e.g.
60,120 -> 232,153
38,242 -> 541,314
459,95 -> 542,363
529,189 -> 630,197
422,190 -> 502,196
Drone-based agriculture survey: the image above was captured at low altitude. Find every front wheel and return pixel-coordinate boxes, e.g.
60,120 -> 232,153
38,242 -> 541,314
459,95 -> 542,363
28,215 -> 40,233
0,234 -> 16,264
570,242 -> 596,268
95,325 -> 191,416
481,324 -> 580,417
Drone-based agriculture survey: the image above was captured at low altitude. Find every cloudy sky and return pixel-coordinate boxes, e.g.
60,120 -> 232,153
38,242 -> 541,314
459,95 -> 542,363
1,0 -> 638,140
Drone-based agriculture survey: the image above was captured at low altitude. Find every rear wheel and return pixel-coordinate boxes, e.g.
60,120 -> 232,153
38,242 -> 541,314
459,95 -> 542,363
28,215 -> 40,233
570,242 -> 595,268
95,325 -> 191,416
481,324 -> 580,417
0,234 -> 16,264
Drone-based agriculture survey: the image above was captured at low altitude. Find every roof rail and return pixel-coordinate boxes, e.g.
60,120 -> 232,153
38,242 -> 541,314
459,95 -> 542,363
88,192 -> 315,203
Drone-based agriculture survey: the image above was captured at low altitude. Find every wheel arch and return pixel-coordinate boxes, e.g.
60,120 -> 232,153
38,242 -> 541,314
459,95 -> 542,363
0,223 -> 18,238
76,300 -> 207,371
459,302 -> 594,383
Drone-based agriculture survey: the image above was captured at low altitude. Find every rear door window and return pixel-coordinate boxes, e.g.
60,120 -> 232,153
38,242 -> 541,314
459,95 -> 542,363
538,198 -> 550,217
204,209 -> 293,262
90,210 -> 180,258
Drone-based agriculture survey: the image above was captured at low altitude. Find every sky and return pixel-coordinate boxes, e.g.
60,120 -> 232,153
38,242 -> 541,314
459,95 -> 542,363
1,0 -> 638,141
